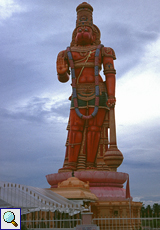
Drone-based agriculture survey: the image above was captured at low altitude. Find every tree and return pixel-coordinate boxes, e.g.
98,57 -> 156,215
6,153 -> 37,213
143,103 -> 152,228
153,203 -> 160,217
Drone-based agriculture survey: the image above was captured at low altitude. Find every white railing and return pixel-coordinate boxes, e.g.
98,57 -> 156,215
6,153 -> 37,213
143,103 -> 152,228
0,181 -> 82,215
21,213 -> 160,229
21,218 -> 82,229
21,210 -> 82,229
92,216 -> 160,230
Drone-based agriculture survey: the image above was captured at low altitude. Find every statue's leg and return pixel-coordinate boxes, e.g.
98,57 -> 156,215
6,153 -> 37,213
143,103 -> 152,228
86,108 -> 106,168
68,108 -> 86,170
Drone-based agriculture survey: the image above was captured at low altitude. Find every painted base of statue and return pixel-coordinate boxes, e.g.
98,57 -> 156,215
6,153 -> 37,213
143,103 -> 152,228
46,170 -> 131,201
46,170 -> 142,221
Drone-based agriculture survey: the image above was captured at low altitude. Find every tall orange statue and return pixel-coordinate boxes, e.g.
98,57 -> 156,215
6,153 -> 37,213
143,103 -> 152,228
56,2 -> 123,172
47,3 -> 142,218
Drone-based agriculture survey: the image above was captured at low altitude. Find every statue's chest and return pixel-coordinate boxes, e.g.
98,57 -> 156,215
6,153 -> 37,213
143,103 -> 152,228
71,51 -> 95,62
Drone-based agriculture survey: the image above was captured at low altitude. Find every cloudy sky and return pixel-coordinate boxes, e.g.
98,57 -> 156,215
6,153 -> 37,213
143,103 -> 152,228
0,0 -> 160,206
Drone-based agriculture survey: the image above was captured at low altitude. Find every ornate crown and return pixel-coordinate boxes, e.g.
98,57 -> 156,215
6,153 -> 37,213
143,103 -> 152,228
71,2 -> 101,46
76,2 -> 93,29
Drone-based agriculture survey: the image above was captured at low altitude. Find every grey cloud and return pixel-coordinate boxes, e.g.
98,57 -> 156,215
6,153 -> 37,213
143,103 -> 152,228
120,161 -> 160,204
141,195 -> 160,203
0,96 -> 70,123
100,22 -> 159,78
0,112 -> 67,187
0,10 -> 72,107
117,121 -> 160,203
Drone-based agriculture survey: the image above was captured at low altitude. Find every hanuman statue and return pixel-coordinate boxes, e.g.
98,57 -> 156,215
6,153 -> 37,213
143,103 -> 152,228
56,2 -> 123,172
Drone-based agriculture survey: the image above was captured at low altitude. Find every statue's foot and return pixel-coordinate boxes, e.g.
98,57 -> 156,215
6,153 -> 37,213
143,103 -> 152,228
86,162 -> 96,170
86,166 -> 96,171
58,165 -> 76,173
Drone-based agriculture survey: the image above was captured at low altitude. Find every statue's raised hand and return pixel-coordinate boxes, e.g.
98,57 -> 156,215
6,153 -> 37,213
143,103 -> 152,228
56,53 -> 68,75
56,51 -> 69,83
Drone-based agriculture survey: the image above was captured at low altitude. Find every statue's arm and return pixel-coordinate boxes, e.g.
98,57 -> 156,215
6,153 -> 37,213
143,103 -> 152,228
56,50 -> 70,83
102,47 -> 116,107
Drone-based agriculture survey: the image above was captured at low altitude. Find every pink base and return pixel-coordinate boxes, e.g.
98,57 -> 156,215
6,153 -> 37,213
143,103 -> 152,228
90,187 -> 126,201
46,171 -> 131,201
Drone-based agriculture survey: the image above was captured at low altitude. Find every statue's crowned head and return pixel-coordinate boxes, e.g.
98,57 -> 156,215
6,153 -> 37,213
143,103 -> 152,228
76,2 -> 93,29
71,2 -> 101,46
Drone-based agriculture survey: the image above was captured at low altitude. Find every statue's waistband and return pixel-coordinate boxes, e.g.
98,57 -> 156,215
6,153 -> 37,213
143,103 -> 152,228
76,82 -> 106,96
70,82 -> 108,108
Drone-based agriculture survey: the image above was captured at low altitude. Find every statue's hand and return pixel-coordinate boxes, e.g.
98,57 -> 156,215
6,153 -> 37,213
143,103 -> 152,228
107,97 -> 116,108
57,56 -> 68,75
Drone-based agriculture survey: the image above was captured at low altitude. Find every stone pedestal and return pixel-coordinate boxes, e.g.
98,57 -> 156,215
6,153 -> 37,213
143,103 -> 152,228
81,212 -> 93,225
46,170 -> 130,201
46,170 -> 142,220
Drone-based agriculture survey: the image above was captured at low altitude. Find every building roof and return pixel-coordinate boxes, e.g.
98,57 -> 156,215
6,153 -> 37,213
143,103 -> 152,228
51,177 -> 98,201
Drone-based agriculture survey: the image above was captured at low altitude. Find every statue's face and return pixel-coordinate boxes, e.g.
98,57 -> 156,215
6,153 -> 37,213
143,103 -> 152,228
75,26 -> 95,45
